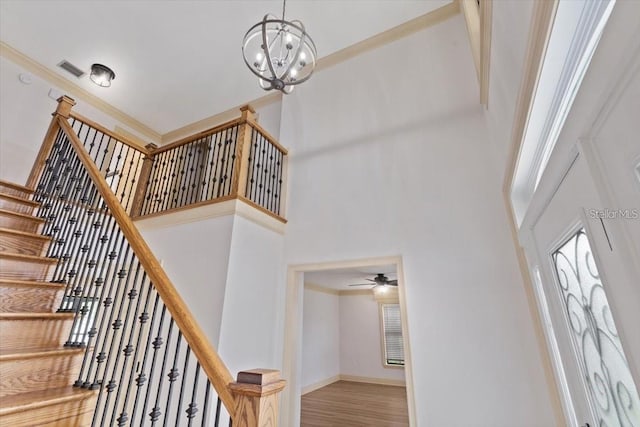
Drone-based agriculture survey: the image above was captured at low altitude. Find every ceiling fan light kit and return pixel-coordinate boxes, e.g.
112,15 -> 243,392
242,0 -> 317,94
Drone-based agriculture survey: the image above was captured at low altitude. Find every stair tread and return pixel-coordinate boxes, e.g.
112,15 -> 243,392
0,312 -> 74,320
0,347 -> 84,361
0,193 -> 39,207
0,227 -> 52,240
0,386 -> 95,415
0,278 -> 65,288
0,252 -> 58,264
0,208 -> 45,222
0,180 -> 34,194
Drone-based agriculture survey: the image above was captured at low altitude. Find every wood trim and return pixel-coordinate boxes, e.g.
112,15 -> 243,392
0,209 -> 46,223
303,283 -> 340,296
0,41 -> 160,142
129,150 -> 156,218
301,376 -> 340,395
248,122 -> 288,155
237,195 -> 287,224
231,107 -> 256,198
500,1 -> 567,425
134,194 -> 237,222
503,0 -> 558,199
56,117 -> 237,413
460,0 -> 481,79
0,227 -> 52,241
317,2 -> 459,73
69,111 -> 150,155
160,93 -> 281,145
25,96 -> 75,189
0,252 -> 58,264
479,0 -> 493,105
154,118 -> 244,154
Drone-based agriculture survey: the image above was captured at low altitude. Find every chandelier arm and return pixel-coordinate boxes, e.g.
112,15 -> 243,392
261,15 -> 279,82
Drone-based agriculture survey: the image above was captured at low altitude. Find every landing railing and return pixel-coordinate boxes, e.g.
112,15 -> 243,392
135,106 -> 287,221
27,96 -> 285,426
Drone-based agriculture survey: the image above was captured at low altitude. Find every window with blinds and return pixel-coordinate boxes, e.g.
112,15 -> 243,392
382,303 -> 404,366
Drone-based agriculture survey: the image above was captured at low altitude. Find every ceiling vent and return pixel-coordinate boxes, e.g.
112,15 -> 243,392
57,60 -> 85,78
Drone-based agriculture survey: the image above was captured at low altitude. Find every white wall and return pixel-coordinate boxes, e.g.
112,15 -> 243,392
301,288 -> 340,388
0,56 -> 154,184
339,294 -> 405,382
217,215 -> 285,376
279,14 -> 555,427
138,214 -> 234,347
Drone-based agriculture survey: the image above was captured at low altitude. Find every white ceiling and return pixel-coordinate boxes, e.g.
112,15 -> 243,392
304,264 -> 396,290
0,0 -> 449,134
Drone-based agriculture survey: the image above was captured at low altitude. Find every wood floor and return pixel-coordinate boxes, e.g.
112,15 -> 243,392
301,381 -> 409,426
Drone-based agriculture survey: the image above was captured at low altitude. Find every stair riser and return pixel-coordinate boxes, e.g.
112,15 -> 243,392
0,318 -> 74,352
0,233 -> 50,257
0,394 -> 95,427
0,257 -> 56,281
0,285 -> 63,313
0,184 -> 32,200
0,213 -> 43,233
0,198 -> 35,215
0,353 -> 84,398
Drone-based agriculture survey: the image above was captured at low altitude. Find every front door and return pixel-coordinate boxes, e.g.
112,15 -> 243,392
526,152 -> 640,426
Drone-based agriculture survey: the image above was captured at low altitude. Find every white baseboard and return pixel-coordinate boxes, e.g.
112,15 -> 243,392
301,375 -> 340,395
339,374 -> 406,387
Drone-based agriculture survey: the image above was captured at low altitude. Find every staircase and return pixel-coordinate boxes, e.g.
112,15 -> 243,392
0,179 -> 96,426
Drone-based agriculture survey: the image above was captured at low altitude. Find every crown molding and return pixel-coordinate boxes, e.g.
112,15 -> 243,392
317,1 -> 459,73
0,41 -> 161,143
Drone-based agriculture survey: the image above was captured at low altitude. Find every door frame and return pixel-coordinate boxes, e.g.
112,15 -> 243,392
281,255 -> 416,427
520,140 -> 640,425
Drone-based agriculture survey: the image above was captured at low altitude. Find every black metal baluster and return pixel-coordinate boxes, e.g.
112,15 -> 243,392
103,260 -> 145,427
139,303 -> 168,426
179,142 -> 197,208
226,125 -> 239,196
143,153 -> 161,215
149,317 -> 175,425
170,145 -> 187,210
209,130 -> 223,200
175,345 -> 191,425
199,135 -> 215,203
162,331 -> 182,425
201,379 -> 212,427
162,148 -> 180,213
217,130 -> 232,198
130,292 -> 161,425
256,135 -> 267,207
82,235 -> 130,387
116,277 -> 153,426
275,150 -> 283,215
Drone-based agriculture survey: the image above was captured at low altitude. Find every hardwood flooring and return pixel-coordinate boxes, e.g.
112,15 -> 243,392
301,381 -> 409,426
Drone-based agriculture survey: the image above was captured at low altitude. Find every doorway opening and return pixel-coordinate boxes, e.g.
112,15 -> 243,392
282,256 -> 415,426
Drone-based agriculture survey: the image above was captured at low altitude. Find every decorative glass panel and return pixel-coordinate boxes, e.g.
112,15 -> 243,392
382,304 -> 404,366
553,228 -> 640,426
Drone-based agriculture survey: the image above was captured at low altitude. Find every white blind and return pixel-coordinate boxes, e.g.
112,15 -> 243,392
382,304 -> 404,366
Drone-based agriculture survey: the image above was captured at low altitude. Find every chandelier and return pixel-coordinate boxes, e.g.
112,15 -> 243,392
242,0 -> 317,94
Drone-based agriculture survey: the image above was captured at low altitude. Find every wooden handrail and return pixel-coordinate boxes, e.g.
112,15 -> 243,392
56,116 -> 237,413
69,111 -> 151,156
248,122 -> 288,155
155,117 -> 245,154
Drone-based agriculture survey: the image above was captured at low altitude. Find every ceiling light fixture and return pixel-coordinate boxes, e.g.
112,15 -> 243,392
90,63 -> 115,88
242,0 -> 317,94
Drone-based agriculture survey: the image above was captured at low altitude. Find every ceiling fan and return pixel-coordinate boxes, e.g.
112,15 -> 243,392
348,273 -> 398,290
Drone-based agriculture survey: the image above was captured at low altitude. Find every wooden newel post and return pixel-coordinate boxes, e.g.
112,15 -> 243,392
231,105 -> 256,198
130,143 -> 158,217
229,369 -> 286,427
26,95 -> 77,189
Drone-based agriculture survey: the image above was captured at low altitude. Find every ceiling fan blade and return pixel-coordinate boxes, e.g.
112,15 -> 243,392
365,278 -> 376,282
387,280 -> 398,286
348,284 -> 373,287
